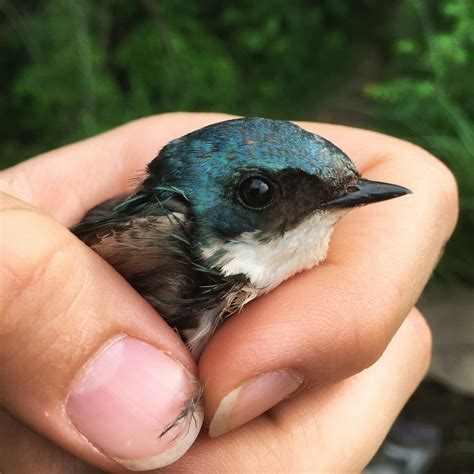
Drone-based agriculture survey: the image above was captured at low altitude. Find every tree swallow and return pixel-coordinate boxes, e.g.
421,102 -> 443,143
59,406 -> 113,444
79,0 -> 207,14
73,118 -> 410,358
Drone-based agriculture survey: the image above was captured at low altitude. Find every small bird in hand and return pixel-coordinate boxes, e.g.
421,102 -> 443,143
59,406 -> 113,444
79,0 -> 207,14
73,118 -> 410,358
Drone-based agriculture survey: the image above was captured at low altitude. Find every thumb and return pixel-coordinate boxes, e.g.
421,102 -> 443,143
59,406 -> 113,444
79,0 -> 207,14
0,193 -> 202,471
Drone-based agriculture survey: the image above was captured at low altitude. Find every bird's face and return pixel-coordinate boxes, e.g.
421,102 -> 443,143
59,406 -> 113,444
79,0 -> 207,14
145,118 -> 408,289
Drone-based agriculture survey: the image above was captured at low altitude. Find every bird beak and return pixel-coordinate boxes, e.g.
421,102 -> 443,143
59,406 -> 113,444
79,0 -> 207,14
323,178 -> 412,208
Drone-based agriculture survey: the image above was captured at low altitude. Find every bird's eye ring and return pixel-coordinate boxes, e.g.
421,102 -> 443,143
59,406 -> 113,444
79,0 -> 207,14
237,174 -> 277,210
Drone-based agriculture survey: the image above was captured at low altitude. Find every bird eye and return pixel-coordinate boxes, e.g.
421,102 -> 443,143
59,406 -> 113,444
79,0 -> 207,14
237,175 -> 276,210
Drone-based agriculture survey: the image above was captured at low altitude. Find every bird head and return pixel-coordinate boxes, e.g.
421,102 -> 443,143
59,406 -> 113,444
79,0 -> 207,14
142,118 -> 409,290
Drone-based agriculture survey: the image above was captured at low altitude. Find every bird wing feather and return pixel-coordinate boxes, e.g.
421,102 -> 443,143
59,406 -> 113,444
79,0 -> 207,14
72,195 -> 244,344
72,196 -> 207,325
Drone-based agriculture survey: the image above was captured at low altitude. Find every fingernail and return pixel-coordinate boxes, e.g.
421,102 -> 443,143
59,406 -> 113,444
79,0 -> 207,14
66,337 -> 203,471
208,370 -> 303,438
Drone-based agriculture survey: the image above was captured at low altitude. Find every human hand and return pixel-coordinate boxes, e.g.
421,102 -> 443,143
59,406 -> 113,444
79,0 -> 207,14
0,113 -> 458,472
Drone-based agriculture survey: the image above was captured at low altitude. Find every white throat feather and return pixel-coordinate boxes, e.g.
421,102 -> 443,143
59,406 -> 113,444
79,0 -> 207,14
201,210 -> 346,292
186,210 -> 346,358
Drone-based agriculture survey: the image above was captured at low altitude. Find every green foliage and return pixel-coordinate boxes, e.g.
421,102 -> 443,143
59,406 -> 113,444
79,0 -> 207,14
1,0 -> 472,285
0,0 -> 394,166
366,0 -> 474,285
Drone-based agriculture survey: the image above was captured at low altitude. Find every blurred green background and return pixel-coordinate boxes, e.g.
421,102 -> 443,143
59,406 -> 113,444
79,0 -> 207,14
1,0 -> 473,286
1,1 -> 473,471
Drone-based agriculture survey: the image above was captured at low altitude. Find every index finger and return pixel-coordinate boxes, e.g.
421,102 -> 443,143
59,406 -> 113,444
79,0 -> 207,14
199,122 -> 458,436
0,113 -> 228,225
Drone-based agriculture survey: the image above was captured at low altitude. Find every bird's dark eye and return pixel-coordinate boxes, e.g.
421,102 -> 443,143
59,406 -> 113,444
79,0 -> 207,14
237,175 -> 276,210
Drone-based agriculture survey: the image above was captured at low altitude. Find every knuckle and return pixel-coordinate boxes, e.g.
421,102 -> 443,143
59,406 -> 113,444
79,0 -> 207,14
0,206 -> 71,321
421,153 -> 458,219
0,207 -> 80,381
355,303 -> 433,376
0,167 -> 36,205
352,309 -> 396,371
407,307 -> 433,373
400,141 -> 459,227
355,323 -> 388,371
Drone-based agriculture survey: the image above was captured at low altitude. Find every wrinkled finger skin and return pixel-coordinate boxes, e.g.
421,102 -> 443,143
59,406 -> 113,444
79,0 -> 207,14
0,309 -> 432,472
0,193 -> 202,470
0,113 -> 458,471
200,119 -> 458,421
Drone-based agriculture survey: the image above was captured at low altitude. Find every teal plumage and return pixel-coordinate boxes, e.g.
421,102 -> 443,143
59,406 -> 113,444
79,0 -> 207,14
143,118 -> 358,245
73,118 -> 409,357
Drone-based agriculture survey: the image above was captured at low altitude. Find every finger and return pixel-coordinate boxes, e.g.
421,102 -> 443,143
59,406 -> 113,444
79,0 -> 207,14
1,114 -> 458,438
271,308 -> 432,471
162,308 -> 432,472
200,125 -> 457,436
0,113 -> 230,225
0,308 -> 432,473
0,193 -> 202,471
0,409 -> 98,474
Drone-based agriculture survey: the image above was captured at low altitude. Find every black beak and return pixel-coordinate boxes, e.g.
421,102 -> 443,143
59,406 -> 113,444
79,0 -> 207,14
323,178 -> 412,208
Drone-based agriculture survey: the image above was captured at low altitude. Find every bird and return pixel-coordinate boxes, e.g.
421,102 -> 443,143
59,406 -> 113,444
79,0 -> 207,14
72,118 -> 410,359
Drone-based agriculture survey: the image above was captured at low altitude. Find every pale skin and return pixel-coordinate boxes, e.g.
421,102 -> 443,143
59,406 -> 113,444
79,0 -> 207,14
0,113 -> 458,472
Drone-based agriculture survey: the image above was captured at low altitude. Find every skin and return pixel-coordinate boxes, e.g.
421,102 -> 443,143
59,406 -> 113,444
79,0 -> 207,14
0,113 -> 458,472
